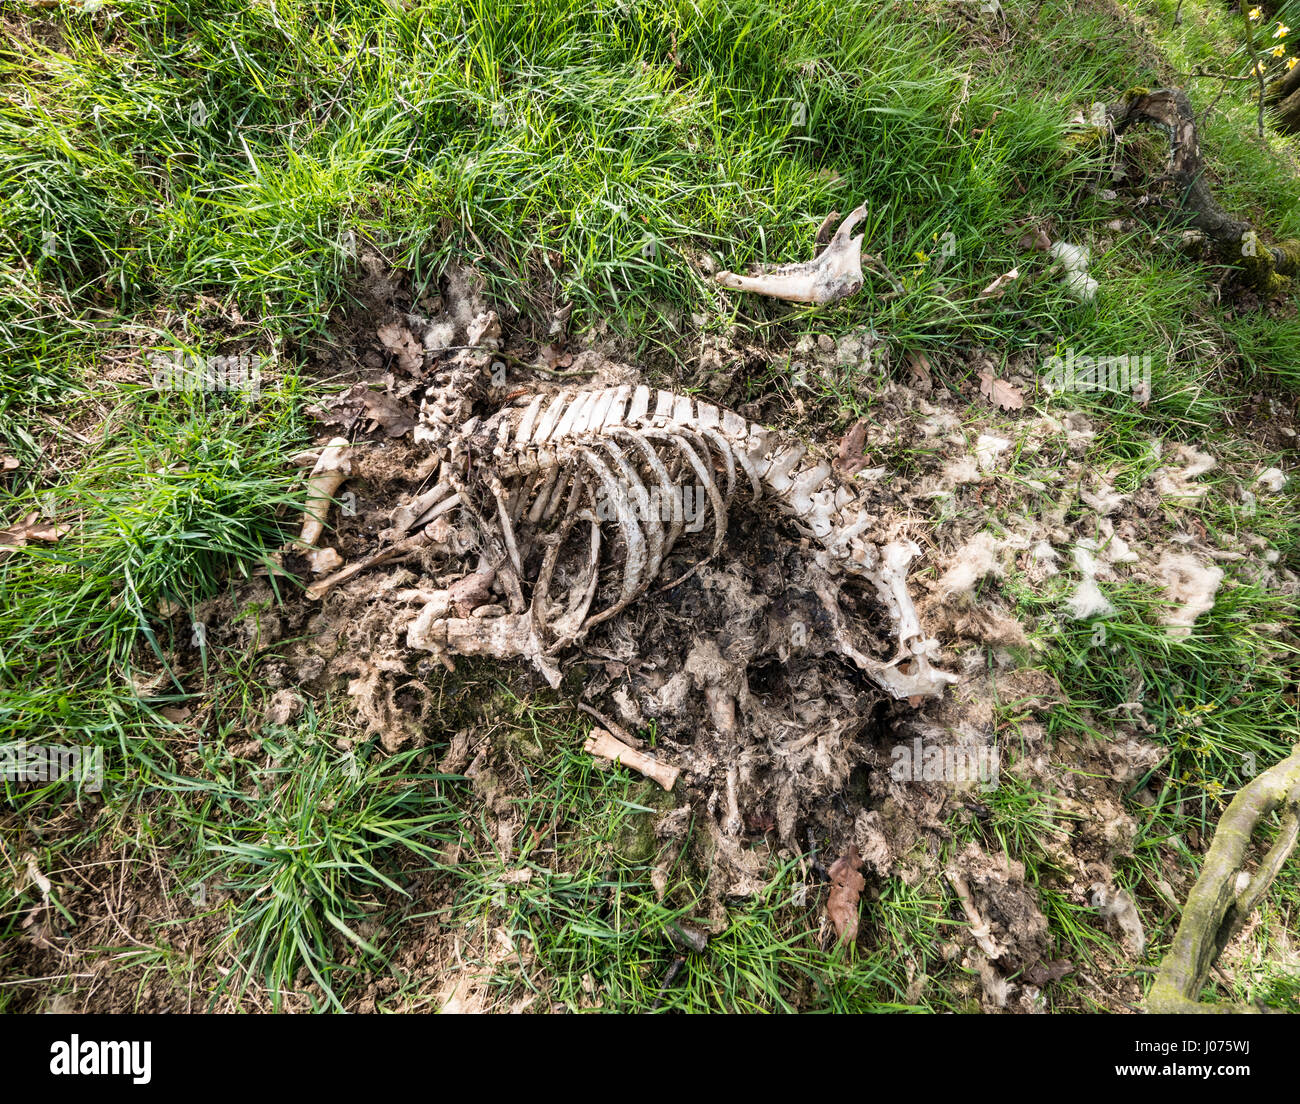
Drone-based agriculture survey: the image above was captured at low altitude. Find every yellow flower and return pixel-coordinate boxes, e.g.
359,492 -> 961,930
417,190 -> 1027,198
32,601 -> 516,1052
1276,23 -> 1291,37
1289,56 -> 1299,69
914,251 -> 929,264
1254,61 -> 1267,75
1273,44 -> 1287,56
1249,6 -> 1262,19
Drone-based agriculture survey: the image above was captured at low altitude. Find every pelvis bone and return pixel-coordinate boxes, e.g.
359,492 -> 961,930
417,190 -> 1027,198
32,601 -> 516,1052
399,377 -> 957,701
715,205 -> 867,304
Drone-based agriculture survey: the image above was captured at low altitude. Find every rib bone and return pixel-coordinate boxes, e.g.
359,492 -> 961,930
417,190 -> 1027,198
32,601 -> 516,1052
395,381 -> 956,701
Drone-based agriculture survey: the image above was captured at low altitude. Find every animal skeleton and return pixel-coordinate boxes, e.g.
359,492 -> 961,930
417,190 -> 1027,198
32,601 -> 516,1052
387,363 -> 956,701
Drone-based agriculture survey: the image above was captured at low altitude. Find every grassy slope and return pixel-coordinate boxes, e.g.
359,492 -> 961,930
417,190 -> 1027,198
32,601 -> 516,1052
0,0 -> 1297,1011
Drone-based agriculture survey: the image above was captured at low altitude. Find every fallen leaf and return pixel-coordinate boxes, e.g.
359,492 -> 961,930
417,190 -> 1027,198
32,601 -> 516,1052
308,381 -> 368,430
833,419 -> 871,477
1,456 -> 18,471
827,846 -> 865,944
361,390 -> 417,437
905,350 -> 932,390
976,266 -> 1019,301
978,370 -> 1024,411
0,512 -> 72,553
665,920 -> 709,955
1023,959 -> 1074,986
28,521 -> 71,541
539,343 -> 574,370
376,322 -> 424,373
1017,228 -> 1051,252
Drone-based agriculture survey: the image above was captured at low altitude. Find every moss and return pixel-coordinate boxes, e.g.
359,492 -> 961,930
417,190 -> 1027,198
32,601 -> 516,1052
1063,126 -> 1107,152
1274,238 -> 1300,274
615,780 -> 679,863
1237,238 -> 1296,293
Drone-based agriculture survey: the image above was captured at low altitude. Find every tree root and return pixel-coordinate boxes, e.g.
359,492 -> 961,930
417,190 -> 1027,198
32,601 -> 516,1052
1101,87 -> 1300,294
1147,745 -> 1300,1013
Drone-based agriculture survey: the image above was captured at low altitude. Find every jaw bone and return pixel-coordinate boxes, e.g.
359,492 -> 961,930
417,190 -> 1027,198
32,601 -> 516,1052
715,205 -> 867,305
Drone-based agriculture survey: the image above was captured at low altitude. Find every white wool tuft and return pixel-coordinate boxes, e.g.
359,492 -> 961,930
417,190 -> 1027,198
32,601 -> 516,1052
1066,578 -> 1116,620
1256,467 -> 1287,493
1049,241 -> 1098,303
1155,552 -> 1224,636
974,434 -> 1011,472
1153,444 -> 1216,501
1065,540 -> 1115,620
1081,482 -> 1127,516
937,531 -> 1003,600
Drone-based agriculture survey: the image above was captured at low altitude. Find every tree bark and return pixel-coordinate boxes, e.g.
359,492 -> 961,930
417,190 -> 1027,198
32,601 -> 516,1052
1106,88 -> 1300,292
1147,745 -> 1300,1013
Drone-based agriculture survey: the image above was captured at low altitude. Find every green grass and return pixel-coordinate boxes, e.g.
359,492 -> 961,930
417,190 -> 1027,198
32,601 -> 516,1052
2,0 -> 1299,1013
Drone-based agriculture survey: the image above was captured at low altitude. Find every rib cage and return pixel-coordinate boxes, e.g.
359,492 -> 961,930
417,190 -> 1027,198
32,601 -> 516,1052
406,383 -> 956,700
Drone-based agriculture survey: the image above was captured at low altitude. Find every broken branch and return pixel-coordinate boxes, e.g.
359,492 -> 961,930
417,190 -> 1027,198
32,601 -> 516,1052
1105,88 -> 1300,293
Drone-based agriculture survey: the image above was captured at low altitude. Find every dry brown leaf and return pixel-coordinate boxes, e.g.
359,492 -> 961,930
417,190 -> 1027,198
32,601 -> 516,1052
309,381 -> 368,430
827,846 -> 865,944
905,350 -> 933,390
539,343 -> 574,370
978,370 -> 1024,411
310,383 -> 415,437
976,267 -> 1019,301
832,419 -> 871,477
1,456 -> 18,472
376,322 -> 424,373
0,512 -> 72,552
1018,228 -> 1051,252
361,390 -> 417,438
